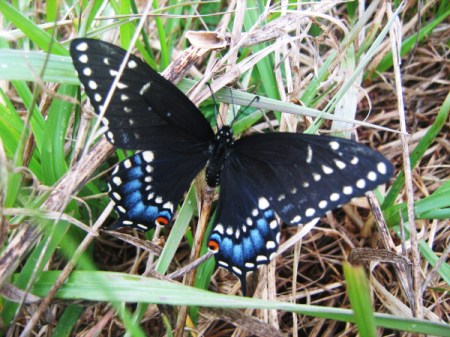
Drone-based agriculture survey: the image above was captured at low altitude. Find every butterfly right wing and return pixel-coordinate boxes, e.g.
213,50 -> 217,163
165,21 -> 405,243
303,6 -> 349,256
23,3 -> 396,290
109,147 -> 208,231
70,38 -> 214,149
70,39 -> 214,230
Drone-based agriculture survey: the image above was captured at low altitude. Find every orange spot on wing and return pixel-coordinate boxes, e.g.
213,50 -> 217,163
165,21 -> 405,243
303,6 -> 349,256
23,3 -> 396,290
155,216 -> 169,226
208,240 -> 219,252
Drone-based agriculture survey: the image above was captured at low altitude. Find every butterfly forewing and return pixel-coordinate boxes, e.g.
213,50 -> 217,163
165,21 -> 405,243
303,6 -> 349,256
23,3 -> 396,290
232,133 -> 394,225
70,38 -> 214,149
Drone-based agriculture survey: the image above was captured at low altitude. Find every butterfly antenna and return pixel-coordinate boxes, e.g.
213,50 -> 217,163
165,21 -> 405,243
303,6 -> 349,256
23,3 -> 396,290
206,83 -> 223,128
229,93 -> 260,126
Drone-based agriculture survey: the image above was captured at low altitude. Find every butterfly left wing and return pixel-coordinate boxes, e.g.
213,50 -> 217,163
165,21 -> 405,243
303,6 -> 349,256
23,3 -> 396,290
232,132 -> 394,226
208,155 -> 281,292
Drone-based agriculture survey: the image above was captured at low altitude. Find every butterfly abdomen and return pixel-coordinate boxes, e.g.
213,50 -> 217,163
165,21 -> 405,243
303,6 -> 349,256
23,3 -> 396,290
206,126 -> 234,187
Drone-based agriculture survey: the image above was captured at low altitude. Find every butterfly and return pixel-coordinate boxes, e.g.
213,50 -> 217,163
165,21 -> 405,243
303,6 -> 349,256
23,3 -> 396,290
70,38 -> 393,292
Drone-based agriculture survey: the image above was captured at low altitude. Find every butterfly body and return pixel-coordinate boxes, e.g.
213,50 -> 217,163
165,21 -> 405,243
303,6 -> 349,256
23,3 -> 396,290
70,38 -> 393,291
206,126 -> 234,187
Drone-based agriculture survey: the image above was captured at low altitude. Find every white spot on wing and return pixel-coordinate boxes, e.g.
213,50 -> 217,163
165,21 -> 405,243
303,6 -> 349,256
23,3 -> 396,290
112,177 -> 122,186
258,197 -> 270,210
377,162 -> 387,174
83,67 -> 92,76
266,241 -> 276,249
343,186 -> 353,195
306,145 -> 313,163
356,179 -> 366,189
142,151 -> 154,162
215,224 -> 224,235
232,266 -> 242,275
117,82 -> 128,89
139,82 -> 152,95
305,208 -> 315,217
107,131 -> 114,143
256,255 -> 268,262
136,224 -> 148,231
330,193 -> 339,201
123,159 -> 132,169
291,215 -> 301,224
334,159 -> 346,170
88,80 -> 97,89
163,202 -> 174,212
79,54 -> 88,63
329,141 -> 340,150
128,60 -> 138,69
269,220 -> 277,229
76,42 -> 89,51
322,165 -> 333,174
367,171 -> 377,181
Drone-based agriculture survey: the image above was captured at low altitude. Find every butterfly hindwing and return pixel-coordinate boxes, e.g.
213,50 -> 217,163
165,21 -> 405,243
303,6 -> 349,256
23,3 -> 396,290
208,155 -> 280,289
70,38 -> 214,150
232,133 -> 394,225
109,147 -> 208,231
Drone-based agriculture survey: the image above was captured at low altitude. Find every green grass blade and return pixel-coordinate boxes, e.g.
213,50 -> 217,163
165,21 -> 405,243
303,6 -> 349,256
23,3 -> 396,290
0,1 -> 67,55
344,262 -> 377,337
29,271 -> 450,336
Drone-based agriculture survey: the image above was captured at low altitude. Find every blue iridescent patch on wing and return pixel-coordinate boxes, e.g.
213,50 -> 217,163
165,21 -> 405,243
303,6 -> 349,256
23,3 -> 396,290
208,196 -> 280,281
108,151 -> 174,231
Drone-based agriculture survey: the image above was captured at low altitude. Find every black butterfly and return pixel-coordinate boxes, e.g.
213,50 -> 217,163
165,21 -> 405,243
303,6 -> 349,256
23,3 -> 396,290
70,38 -> 393,291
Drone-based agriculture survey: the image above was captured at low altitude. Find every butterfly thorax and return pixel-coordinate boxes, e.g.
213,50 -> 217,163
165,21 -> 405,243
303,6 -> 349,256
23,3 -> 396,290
206,126 -> 234,187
